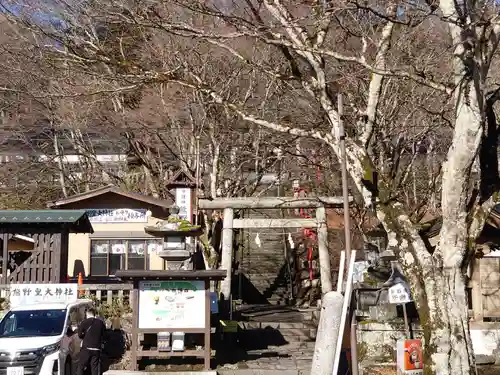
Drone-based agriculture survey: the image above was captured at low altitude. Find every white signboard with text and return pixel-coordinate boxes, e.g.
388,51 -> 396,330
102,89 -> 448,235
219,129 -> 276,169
87,209 -> 148,223
175,188 -> 192,221
8,284 -> 78,307
138,280 -> 205,329
389,283 -> 412,304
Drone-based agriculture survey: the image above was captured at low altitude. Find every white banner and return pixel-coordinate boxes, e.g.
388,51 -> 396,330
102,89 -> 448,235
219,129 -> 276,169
9,284 -> 78,307
175,188 -> 192,221
87,209 -> 148,223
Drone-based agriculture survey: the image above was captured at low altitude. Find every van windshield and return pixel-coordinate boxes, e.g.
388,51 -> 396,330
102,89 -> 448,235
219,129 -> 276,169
0,309 -> 67,337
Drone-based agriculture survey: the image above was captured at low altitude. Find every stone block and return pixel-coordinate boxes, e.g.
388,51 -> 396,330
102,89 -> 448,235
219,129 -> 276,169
476,354 -> 495,365
368,304 -> 398,321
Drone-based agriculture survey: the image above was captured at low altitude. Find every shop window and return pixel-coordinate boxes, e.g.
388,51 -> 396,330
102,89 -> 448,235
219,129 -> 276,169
90,239 -> 161,276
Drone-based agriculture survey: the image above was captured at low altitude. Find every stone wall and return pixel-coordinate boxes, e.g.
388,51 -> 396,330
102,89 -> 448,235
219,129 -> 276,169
356,321 -> 423,374
357,320 -> 500,373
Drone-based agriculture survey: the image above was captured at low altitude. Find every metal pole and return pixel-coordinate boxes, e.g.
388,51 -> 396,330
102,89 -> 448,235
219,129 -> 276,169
339,93 -> 357,375
220,208 -> 234,305
194,135 -> 201,226
337,250 -> 346,293
402,303 -> 410,338
2,233 -> 7,285
350,299 -> 359,375
338,93 -> 352,269
332,250 -> 356,375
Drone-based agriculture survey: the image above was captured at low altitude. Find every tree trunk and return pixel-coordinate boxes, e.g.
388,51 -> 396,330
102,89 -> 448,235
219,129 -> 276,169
52,131 -> 68,198
209,142 -> 220,198
420,265 -> 474,375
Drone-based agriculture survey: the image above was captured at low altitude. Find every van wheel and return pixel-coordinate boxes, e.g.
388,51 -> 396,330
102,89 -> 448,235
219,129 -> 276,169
64,359 -> 72,375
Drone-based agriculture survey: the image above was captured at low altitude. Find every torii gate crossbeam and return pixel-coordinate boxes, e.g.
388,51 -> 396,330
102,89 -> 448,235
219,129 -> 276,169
198,196 -> 353,303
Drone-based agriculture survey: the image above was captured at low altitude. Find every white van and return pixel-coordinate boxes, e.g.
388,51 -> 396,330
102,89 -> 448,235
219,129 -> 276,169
0,299 -> 94,375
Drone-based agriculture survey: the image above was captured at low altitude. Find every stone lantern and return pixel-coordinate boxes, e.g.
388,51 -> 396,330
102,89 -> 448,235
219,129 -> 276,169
144,205 -> 203,270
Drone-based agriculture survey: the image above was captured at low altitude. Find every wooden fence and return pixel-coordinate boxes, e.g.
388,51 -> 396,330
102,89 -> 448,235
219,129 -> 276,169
470,257 -> 500,321
79,283 -> 134,305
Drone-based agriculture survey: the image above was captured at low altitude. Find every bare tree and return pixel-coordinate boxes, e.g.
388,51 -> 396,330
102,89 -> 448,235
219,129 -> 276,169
3,0 -> 500,373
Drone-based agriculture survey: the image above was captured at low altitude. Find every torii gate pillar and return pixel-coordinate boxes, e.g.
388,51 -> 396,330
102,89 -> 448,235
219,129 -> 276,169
220,207 -> 234,301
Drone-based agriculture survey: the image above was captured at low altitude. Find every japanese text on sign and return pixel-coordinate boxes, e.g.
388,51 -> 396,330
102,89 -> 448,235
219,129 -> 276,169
388,283 -> 412,304
8,284 -> 78,307
175,188 -> 192,221
86,208 -> 148,223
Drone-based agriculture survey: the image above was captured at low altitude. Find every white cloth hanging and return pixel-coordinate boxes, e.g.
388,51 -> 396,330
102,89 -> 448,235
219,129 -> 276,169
255,233 -> 261,248
287,233 -> 295,248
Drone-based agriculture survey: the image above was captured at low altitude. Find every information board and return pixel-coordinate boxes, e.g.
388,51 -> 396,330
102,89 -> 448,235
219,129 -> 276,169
8,283 -> 78,307
138,280 -> 205,329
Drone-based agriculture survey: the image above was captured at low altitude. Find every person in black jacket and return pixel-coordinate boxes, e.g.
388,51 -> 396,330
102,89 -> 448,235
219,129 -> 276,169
77,308 -> 106,375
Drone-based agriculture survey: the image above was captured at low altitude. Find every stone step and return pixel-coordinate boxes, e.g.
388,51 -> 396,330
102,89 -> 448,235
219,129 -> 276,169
248,280 -> 290,289
238,309 -> 320,323
245,345 -> 315,357
263,291 -> 291,299
248,283 -> 290,292
247,274 -> 290,282
246,277 -> 288,283
241,264 -> 285,270
240,327 -> 316,342
247,233 -> 284,239
242,269 -> 285,276
266,300 -> 292,306
240,321 -> 317,330
241,262 -> 286,268
244,279 -> 289,285
242,268 -> 285,274
240,252 -> 285,266
247,274 -> 288,279
248,243 -> 286,249
299,309 -> 321,322
243,254 -> 284,258
243,257 -> 291,262
243,272 -> 285,278
258,290 -> 290,297
248,275 -> 289,281
241,255 -> 286,260
282,328 -> 317,341
246,279 -> 288,287
257,289 -> 290,297
243,264 -> 286,269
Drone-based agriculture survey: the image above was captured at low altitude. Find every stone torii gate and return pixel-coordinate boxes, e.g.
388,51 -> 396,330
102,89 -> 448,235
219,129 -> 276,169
198,196 -> 352,301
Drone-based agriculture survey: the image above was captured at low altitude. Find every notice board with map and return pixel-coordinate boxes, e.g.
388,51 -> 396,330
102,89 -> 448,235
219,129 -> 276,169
138,280 -> 206,329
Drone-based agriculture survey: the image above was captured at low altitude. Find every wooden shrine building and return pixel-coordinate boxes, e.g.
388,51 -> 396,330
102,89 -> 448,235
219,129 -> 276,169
0,210 -> 93,284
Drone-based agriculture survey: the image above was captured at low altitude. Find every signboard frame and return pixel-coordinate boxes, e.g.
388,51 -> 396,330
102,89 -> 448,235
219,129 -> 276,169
128,277 -> 212,371
138,280 -> 206,330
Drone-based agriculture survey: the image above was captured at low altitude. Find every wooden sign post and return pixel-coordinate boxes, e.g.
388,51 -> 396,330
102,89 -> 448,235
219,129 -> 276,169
116,270 -> 226,371
389,282 -> 423,375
